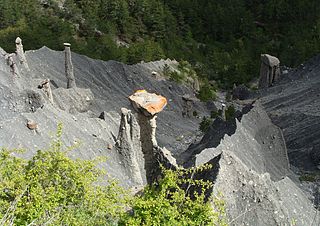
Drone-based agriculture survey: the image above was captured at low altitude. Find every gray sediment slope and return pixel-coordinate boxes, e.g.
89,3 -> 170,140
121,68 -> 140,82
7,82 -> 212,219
0,46 -> 318,225
181,102 -> 319,225
0,46 -> 205,187
259,54 -> 320,172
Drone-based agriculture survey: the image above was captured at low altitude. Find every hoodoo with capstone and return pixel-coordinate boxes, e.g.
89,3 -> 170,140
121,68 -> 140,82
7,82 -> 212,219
259,54 -> 280,88
128,90 -> 177,184
64,43 -> 76,88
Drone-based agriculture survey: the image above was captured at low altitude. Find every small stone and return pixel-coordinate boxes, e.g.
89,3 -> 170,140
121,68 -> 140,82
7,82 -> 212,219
99,111 -> 107,120
107,144 -> 113,150
27,120 -> 37,130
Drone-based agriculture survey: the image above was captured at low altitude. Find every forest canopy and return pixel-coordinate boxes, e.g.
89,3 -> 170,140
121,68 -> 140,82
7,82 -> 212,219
0,0 -> 319,88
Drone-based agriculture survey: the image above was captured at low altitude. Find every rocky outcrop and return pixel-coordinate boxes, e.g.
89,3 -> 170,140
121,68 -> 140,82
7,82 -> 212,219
129,90 -> 177,184
259,54 -> 320,172
38,79 -> 54,104
232,84 -> 251,100
212,150 -> 318,226
116,108 -> 145,186
1,43 -> 317,225
180,102 -> 319,225
64,43 -> 76,88
15,37 -> 29,71
5,53 -> 20,77
259,54 -> 280,88
193,103 -> 289,181
181,94 -> 198,118
0,44 -> 202,189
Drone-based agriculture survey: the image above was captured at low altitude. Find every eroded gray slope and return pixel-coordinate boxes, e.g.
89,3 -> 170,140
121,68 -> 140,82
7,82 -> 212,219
25,47 -> 206,154
259,54 -> 320,172
0,46 -> 205,188
195,103 -> 289,181
181,103 -> 319,225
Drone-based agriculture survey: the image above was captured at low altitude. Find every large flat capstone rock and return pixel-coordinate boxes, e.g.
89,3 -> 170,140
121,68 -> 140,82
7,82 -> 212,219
129,90 -> 167,116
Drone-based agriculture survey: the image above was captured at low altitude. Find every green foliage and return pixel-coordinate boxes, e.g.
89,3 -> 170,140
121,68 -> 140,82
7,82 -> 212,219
299,173 -> 317,182
162,63 -> 171,77
193,110 -> 198,117
225,105 -> 236,121
120,165 -> 227,226
162,60 -> 201,87
0,123 -> 128,225
126,40 -> 165,64
1,0 -> 319,89
0,124 -> 227,225
211,110 -> 222,119
199,116 -> 212,133
198,83 -> 217,102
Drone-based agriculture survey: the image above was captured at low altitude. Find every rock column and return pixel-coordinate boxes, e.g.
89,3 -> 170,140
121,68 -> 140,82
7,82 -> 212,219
6,53 -> 20,77
129,90 -> 177,184
137,114 -> 159,183
221,103 -> 226,121
259,54 -> 280,88
116,108 -> 145,186
64,43 -> 76,88
39,79 -> 54,104
15,37 -> 29,71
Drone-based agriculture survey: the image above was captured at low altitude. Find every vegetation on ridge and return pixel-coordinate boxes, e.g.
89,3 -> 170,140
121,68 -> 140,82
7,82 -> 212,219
0,124 -> 226,225
0,0 -> 319,89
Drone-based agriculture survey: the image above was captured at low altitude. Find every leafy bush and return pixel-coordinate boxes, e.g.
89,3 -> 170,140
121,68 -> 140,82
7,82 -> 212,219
299,174 -> 317,182
126,40 -> 165,64
120,165 -> 227,226
193,110 -> 198,117
169,71 -> 185,83
162,63 -> 171,77
225,105 -> 236,121
197,83 -> 217,102
0,124 -> 227,225
0,124 -> 128,225
199,116 -> 212,133
211,109 -> 222,119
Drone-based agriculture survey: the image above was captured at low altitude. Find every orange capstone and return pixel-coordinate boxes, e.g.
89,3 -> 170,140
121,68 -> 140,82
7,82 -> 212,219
129,90 -> 167,116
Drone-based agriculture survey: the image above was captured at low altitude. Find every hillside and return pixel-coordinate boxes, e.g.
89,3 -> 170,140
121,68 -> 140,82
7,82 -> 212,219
0,0 -> 319,89
0,43 -> 319,225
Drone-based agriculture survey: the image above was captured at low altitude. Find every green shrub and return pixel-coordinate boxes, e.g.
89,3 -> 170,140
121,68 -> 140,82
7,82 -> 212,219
193,110 -> 198,117
162,64 -> 171,77
0,123 -> 128,225
199,116 -> 212,133
170,71 -> 185,83
120,165 -> 227,226
225,105 -> 236,121
197,83 -> 217,102
126,40 -> 165,64
0,124 -> 227,225
211,109 -> 222,119
299,174 -> 317,182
